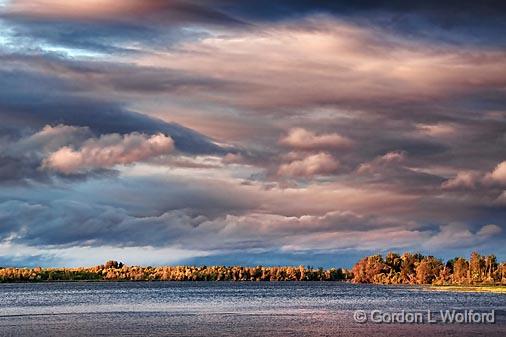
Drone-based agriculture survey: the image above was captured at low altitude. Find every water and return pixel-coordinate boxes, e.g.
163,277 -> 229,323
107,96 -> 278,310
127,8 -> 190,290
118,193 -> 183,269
0,282 -> 504,336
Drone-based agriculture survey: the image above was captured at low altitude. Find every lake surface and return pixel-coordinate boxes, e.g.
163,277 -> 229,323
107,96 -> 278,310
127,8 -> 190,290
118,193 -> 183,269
0,282 -> 504,337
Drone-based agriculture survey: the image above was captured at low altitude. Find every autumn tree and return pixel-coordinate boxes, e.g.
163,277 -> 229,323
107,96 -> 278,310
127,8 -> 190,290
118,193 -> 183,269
415,256 -> 443,284
469,252 -> 484,284
452,258 -> 469,285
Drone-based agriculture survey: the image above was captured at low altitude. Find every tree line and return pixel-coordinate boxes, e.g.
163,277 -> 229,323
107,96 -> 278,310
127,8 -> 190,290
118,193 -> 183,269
0,261 -> 352,282
0,252 -> 504,284
351,252 -> 506,285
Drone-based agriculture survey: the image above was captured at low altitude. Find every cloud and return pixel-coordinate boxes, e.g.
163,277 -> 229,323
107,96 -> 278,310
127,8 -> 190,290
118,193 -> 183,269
279,128 -> 352,151
0,124 -> 95,184
10,124 -> 91,154
424,223 -> 503,249
0,241 -> 209,268
5,0 -> 243,25
357,151 -> 405,174
1,167 -> 504,266
278,152 -> 339,177
0,173 -> 421,247
0,124 -> 195,184
1,0 -> 245,54
137,18 -> 506,113
441,171 -> 480,190
4,1 -> 505,54
0,53 -> 237,96
477,224 -> 502,236
0,197 -> 456,253
0,80 -> 224,156
381,151 -> 406,163
44,132 -> 174,174
442,160 -> 506,190
495,191 -> 506,204
486,160 -> 506,185
416,123 -> 458,138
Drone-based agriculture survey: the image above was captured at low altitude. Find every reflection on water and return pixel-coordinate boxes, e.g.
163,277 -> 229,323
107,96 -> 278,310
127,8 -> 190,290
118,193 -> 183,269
0,282 -> 504,336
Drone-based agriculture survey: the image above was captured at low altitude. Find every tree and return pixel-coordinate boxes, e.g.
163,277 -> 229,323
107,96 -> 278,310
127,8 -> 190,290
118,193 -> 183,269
399,252 -> 421,284
105,260 -> 119,269
385,252 -> 402,272
415,256 -> 443,284
452,258 -> 468,285
469,252 -> 484,284
352,255 -> 389,283
483,255 -> 497,284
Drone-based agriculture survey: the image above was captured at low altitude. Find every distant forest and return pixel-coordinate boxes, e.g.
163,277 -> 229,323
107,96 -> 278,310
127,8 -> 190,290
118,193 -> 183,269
0,252 -> 504,284
0,261 -> 351,282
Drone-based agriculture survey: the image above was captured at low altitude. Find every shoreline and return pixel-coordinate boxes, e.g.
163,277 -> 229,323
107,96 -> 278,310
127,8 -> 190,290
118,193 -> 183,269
0,279 -> 351,284
1,280 -> 505,294
426,285 -> 506,294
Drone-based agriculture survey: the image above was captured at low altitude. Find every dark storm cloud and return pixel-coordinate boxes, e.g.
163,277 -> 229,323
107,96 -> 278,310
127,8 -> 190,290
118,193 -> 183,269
0,200 -> 195,247
0,125 -> 120,185
0,66 -> 225,156
2,196 -> 503,260
0,156 -> 47,185
0,105 -> 223,184
0,53 -> 229,185
0,183 -> 262,248
220,0 -> 506,19
181,249 -> 369,268
221,0 -> 506,48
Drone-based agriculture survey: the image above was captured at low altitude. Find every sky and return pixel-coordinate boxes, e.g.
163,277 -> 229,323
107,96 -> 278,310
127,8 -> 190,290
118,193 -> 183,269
0,0 -> 505,268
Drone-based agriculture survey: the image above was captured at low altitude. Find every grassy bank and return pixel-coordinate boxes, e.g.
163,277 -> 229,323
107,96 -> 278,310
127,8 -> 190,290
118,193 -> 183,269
427,285 -> 506,294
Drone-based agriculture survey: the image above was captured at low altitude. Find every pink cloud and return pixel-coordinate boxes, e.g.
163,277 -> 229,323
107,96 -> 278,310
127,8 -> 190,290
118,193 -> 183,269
5,0 -> 172,21
12,124 -> 91,154
441,171 -> 480,190
357,151 -> 405,174
278,152 -> 339,177
486,160 -> 506,185
44,132 -> 174,173
136,18 -> 506,112
442,160 -> 506,189
495,191 -> 506,205
279,128 -> 352,151
415,122 -> 458,138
